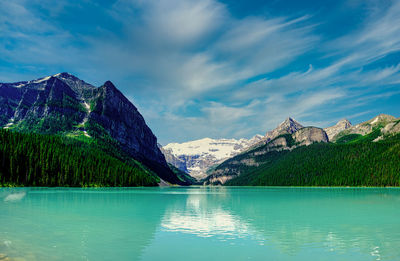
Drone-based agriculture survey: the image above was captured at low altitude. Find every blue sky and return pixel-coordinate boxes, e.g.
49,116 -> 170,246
1,0 -> 399,144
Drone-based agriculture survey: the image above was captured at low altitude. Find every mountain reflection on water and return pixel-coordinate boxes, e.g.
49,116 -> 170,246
1,187 -> 400,261
157,187 -> 400,261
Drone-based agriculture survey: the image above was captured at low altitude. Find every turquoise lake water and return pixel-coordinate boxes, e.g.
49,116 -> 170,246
0,187 -> 400,261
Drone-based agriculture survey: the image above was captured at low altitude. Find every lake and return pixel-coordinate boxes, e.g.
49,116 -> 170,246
0,187 -> 399,261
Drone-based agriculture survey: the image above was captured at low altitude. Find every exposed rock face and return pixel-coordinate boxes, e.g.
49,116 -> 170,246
332,114 -> 397,142
324,119 -> 352,141
204,114 -> 399,185
0,73 -> 182,184
159,145 -> 188,173
88,81 -> 167,169
381,120 -> 400,135
267,136 -> 288,148
293,127 -> 329,146
1,76 -> 91,133
265,117 -> 303,142
162,135 -> 264,180
204,124 -> 329,185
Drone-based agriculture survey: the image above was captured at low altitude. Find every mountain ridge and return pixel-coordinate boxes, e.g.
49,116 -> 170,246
323,119 -> 352,141
1,73 -> 185,185
162,115 -> 396,182
203,114 -> 400,185
265,117 -> 304,142
162,135 -> 264,180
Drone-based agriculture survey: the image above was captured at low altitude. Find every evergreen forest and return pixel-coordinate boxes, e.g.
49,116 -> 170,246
0,129 -> 158,187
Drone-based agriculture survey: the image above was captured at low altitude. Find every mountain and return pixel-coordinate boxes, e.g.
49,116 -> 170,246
167,164 -> 197,185
0,73 -> 185,185
159,145 -> 188,173
225,133 -> 400,186
332,114 -> 397,142
265,117 -> 303,142
162,135 -> 264,180
204,120 -> 329,185
323,119 -> 352,141
244,117 -> 304,150
205,114 -> 400,186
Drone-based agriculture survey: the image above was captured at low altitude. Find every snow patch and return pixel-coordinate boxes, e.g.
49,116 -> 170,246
83,102 -> 90,111
78,101 -> 91,138
165,138 -> 251,159
370,116 -> 380,125
188,166 -> 202,172
32,76 -> 51,84
14,83 -> 26,88
163,135 -> 264,179
83,131 -> 91,137
373,136 -> 384,142
164,135 -> 264,159
3,118 -> 14,129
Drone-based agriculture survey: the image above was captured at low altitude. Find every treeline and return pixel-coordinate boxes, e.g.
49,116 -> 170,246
168,163 -> 198,185
0,129 -> 158,187
225,134 -> 400,186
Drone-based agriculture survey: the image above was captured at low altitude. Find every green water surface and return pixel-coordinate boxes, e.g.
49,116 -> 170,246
0,187 -> 399,260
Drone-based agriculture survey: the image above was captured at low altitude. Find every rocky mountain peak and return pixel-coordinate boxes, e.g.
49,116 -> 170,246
1,74 -> 185,185
103,80 -> 116,89
324,119 -> 352,141
367,114 -> 396,125
54,72 -> 77,79
265,117 -> 303,142
337,119 -> 352,126
282,117 -> 302,127
330,114 -> 399,142
53,73 -> 96,98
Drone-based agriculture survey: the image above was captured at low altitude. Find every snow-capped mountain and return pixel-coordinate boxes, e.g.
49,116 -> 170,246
162,135 -> 264,180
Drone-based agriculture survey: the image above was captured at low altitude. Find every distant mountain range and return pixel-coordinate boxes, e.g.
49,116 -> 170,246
1,73 -> 399,187
0,73 -> 187,186
162,135 -> 264,180
204,114 -> 400,186
163,114 -> 400,185
162,117 -> 339,180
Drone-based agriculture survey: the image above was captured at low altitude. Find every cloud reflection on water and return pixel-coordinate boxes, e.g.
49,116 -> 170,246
3,192 -> 26,202
159,187 -> 400,261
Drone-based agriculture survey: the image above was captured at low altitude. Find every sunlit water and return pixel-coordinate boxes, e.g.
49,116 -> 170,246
1,187 -> 400,261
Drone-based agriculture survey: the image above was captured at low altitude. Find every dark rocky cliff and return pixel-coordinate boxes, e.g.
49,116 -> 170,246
0,73 -> 184,185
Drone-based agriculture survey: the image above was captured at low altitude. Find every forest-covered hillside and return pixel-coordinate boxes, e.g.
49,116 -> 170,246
0,73 -> 186,185
0,129 -> 159,187
224,133 -> 400,186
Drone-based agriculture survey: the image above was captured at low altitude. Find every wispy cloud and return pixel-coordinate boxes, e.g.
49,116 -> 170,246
91,0 -> 318,104
1,0 -> 399,143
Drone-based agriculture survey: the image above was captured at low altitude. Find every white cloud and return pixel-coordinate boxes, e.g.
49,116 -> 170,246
1,0 -> 400,143
96,0 -> 318,104
327,1 -> 400,66
202,101 -> 257,123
